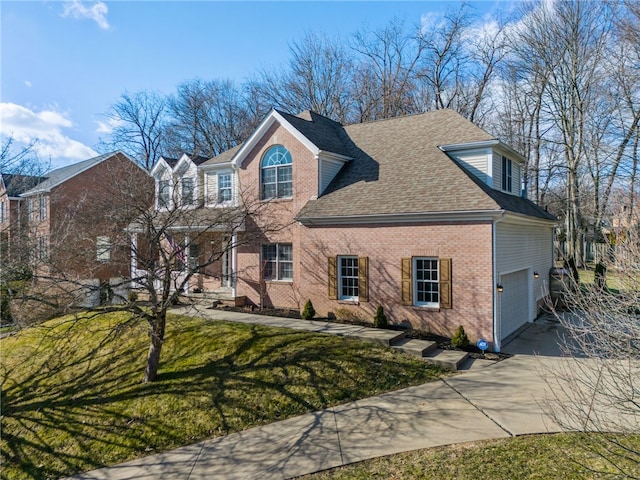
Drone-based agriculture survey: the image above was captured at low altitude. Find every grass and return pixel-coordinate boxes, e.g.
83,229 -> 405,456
299,433 -> 640,480
0,312 -> 446,480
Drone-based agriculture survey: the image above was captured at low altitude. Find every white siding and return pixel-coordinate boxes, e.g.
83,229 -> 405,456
493,152 -> 522,194
204,169 -> 236,207
448,149 -> 491,185
496,219 -> 554,304
319,157 -> 345,195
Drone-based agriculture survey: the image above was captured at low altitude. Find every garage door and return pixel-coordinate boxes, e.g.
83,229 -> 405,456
500,269 -> 530,340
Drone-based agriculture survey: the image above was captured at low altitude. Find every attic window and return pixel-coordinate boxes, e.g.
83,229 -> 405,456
261,145 -> 292,200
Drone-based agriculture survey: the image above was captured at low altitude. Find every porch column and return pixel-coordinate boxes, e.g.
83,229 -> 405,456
231,231 -> 237,298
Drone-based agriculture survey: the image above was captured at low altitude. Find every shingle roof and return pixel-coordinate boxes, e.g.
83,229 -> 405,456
187,154 -> 209,166
21,152 -> 124,196
201,144 -> 242,166
2,174 -> 47,197
296,109 -> 555,222
276,110 -> 351,157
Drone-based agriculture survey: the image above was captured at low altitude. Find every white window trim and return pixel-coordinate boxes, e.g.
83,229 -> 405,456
338,255 -> 359,301
180,176 -> 196,208
157,179 -> 172,209
413,257 -> 439,308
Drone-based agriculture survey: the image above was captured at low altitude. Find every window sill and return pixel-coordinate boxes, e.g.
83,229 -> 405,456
260,197 -> 293,203
263,279 -> 293,284
410,305 -> 441,312
337,299 -> 359,305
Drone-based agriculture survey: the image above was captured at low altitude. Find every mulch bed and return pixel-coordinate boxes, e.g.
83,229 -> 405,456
212,304 -> 512,361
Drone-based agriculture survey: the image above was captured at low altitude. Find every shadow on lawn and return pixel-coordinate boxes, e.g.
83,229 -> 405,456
1,319 -> 425,480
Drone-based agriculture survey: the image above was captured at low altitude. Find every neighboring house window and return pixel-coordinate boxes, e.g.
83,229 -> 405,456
501,156 -> 512,193
181,177 -> 194,206
328,256 -> 369,302
261,145 -> 292,200
401,257 -> 452,309
218,173 -> 232,203
188,242 -> 199,272
39,195 -> 47,221
36,235 -> 48,262
0,201 -> 6,223
28,198 -> 35,222
262,243 -> 293,281
158,180 -> 170,207
96,236 -> 111,263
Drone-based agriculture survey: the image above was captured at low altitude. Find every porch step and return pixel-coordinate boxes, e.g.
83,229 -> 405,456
423,348 -> 470,371
391,337 -> 437,356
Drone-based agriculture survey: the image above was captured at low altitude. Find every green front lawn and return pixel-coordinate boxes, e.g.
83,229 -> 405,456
0,312 -> 446,480
300,433 -> 640,479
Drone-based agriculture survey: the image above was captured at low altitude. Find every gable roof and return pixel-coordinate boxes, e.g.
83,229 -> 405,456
1,174 -> 47,198
21,151 -> 137,196
295,109 -> 555,223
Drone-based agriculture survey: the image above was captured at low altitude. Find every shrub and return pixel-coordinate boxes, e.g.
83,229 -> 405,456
451,325 -> 470,349
373,305 -> 388,328
594,261 -> 607,291
128,290 -> 139,303
301,299 -> 315,320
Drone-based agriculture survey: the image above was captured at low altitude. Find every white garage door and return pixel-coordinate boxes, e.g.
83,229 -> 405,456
500,269 -> 530,340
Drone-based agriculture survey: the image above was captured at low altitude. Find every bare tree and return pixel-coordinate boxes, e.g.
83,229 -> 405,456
100,91 -> 169,171
510,0 -> 613,263
250,32 -> 354,123
166,79 -> 255,158
350,18 -> 424,121
544,228 -> 640,478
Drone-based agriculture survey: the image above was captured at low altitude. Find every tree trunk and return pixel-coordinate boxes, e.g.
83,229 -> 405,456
144,332 -> 163,382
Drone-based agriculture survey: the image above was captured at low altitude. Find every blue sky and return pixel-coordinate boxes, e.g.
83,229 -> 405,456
1,1 -> 507,168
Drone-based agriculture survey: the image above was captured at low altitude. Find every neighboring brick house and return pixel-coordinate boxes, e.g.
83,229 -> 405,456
147,109 -> 556,351
18,152 -> 153,287
0,173 -> 47,266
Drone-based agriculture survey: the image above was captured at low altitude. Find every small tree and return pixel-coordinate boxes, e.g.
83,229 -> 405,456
594,260 -> 607,291
451,325 -> 470,348
373,305 -> 387,328
301,299 -> 315,320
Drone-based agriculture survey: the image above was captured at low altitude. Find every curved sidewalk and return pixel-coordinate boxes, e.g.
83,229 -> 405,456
69,310 -> 569,480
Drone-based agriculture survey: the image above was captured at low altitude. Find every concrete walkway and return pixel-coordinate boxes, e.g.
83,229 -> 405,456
69,310 -> 571,480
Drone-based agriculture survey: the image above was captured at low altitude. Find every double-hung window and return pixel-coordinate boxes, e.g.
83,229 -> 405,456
181,177 -> 194,206
0,201 -> 6,223
338,256 -> 359,300
328,256 -> 369,302
262,243 -> 293,281
38,195 -> 47,221
261,145 -> 292,200
413,258 -> 439,307
217,173 -> 232,203
158,180 -> 170,208
401,257 -> 452,309
501,156 -> 512,193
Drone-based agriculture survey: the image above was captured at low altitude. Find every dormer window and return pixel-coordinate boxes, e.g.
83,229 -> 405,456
501,156 -> 512,193
181,177 -> 194,206
261,145 -> 292,200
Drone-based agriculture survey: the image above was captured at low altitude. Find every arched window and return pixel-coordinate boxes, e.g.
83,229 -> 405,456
261,145 -> 292,200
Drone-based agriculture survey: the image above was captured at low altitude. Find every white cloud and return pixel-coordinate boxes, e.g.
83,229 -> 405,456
0,103 -> 97,165
95,117 -> 124,135
24,80 -> 32,88
62,0 -> 110,30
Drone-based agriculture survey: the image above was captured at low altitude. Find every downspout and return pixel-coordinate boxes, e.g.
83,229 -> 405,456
492,212 -> 506,352
231,231 -> 238,298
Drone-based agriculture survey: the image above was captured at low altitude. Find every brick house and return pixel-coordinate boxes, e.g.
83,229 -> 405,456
17,152 -> 153,290
0,174 -> 47,267
146,109 -> 556,351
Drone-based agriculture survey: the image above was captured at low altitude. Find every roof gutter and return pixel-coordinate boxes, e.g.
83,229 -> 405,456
296,209 -> 504,226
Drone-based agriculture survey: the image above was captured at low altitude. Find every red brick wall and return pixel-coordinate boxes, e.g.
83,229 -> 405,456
232,121 -> 495,342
